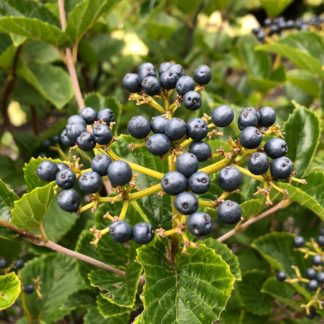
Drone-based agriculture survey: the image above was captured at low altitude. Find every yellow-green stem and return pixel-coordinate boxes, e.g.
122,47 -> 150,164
20,291 -> 33,324
130,201 -> 150,223
199,158 -> 230,174
233,164 -> 264,181
119,200 -> 129,220
128,183 -> 162,200
199,199 -> 216,208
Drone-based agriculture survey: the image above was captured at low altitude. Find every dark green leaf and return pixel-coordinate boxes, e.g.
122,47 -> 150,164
97,294 -> 131,319
84,305 -> 128,324
0,178 -> 18,221
0,272 -> 21,310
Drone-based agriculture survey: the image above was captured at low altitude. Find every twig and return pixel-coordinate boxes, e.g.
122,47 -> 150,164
218,199 -> 291,242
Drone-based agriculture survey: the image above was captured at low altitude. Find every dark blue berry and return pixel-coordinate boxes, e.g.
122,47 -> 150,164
276,271 -> 287,281
76,132 -> 96,151
97,108 -> 115,125
127,116 -> 151,139
183,91 -> 202,110
270,157 -> 293,180
240,126 -> 262,149
161,171 -> 187,195
218,166 -> 243,192
313,254 -> 322,266
80,107 -> 97,124
158,62 -> 172,75
36,161 -> 59,182
165,117 -> 187,140
306,268 -> 317,279
187,118 -> 208,141
132,223 -> 154,244
91,154 -> 112,176
317,235 -> 324,246
188,172 -> 210,194
308,279 -> 319,291
138,62 -> 155,72
123,73 -> 141,93
160,71 -> 179,89
109,221 -> 132,243
60,129 -> 74,147
151,116 -> 168,134
211,105 -> 234,127
56,169 -> 76,189
66,122 -> 86,142
138,67 -> 156,83
187,212 -> 213,237
317,272 -> 324,283
24,284 -> 34,294
293,236 -> 305,247
306,307 -> 317,319
176,153 -> 199,178
142,76 -> 161,96
168,64 -> 184,77
248,152 -> 269,175
78,171 -> 102,193
238,107 -> 258,130
218,200 -> 241,224
13,260 -> 24,270
189,141 -> 211,162
57,163 -> 69,171
107,161 -> 132,187
193,65 -> 211,85
93,123 -> 113,145
146,133 -> 171,156
67,115 -> 86,126
174,192 -> 198,215
58,189 -> 80,212
0,258 -> 7,269
175,76 -> 195,95
264,138 -> 288,159
259,106 -> 276,127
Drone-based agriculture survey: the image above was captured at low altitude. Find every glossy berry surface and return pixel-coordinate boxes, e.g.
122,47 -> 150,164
165,118 -> 187,140
248,152 -> 269,175
218,200 -> 241,224
66,122 -> 86,141
313,254 -> 322,266
0,258 -> 7,269
158,62 -> 172,75
78,171 -> 102,193
317,235 -> 324,246
176,153 -> 199,178
169,64 -> 184,77
238,108 -> 258,130
57,163 -> 69,171
76,132 -> 96,151
276,271 -> 287,281
58,189 -> 80,212
36,161 -> 59,182
132,223 -> 154,244
13,260 -> 24,270
161,171 -> 187,195
187,118 -> 208,141
80,107 -> 97,124
259,106 -> 276,127
174,192 -> 198,215
317,272 -> 324,283
67,115 -> 86,126
123,73 -> 141,93
187,212 -> 213,237
109,221 -> 132,243
97,108 -> 115,125
189,141 -> 211,162
270,157 -> 293,180
138,66 -> 156,82
193,65 -> 211,85
56,169 -> 76,189
239,126 -> 263,149
308,279 -> 319,291
218,166 -> 243,192
188,172 -> 210,194
93,123 -> 113,145
150,116 -> 168,134
127,116 -> 151,139
24,284 -> 34,294
142,76 -> 161,96
91,154 -> 112,176
146,133 -> 171,156
60,129 -> 74,147
160,71 -> 179,89
175,76 -> 195,95
293,236 -> 305,247
211,105 -> 234,127
107,161 -> 132,187
183,91 -> 202,110
264,138 -> 288,159
306,267 -> 317,279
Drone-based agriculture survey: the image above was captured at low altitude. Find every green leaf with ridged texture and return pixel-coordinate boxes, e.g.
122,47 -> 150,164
238,270 -> 272,316
97,294 -> 130,318
283,103 -> 320,177
0,178 -> 18,221
136,239 -> 235,324
0,272 -> 21,310
202,238 -> 241,281
261,277 -> 300,310
11,182 -> 54,231
0,230 -> 21,262
259,0 -> 293,17
17,61 -> 74,109
61,289 -> 97,310
66,0 -> 117,43
240,199 -> 264,219
84,306 -> 128,324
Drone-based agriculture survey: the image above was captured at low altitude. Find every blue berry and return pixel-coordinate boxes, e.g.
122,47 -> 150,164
187,212 -> 213,237
218,200 -> 241,224
187,118 -> 208,141
60,129 -> 74,147
67,115 -> 86,126
264,138 -> 288,159
168,64 -> 184,77
317,235 -> 324,246
132,223 -> 154,244
175,76 -> 195,95
123,73 -> 141,93
138,67 -> 156,83
91,154 -> 112,176
313,254 -> 322,266
308,279 -> 319,291
259,106 -> 276,127
270,157 -> 293,180
13,260 -> 24,270
188,172 -> 210,194
57,163 -> 69,171
142,76 -> 161,96
80,107 -> 96,124
160,71 -> 179,89
240,126 -> 263,149
151,116 -> 168,134
127,116 -> 151,139
107,161 -> 132,187
317,272 -> 324,283
189,141 -> 211,162
176,153 -> 199,178
193,65 -> 211,85
66,122 -> 86,142
183,91 -> 202,110
56,169 -> 76,189
93,123 -> 113,145
306,268 -> 317,279
78,171 -> 102,193
58,189 -> 80,212
76,132 -> 96,151
146,133 -> 171,156
138,62 -> 155,72
165,117 -> 187,140
0,258 -> 7,269
276,271 -> 287,281
218,166 -> 243,192
248,152 -> 269,175
238,107 -> 258,130
211,105 -> 234,127
36,161 -> 59,182
161,171 -> 187,195
97,108 -> 115,125
24,284 -> 34,294
158,62 -> 172,75
174,192 -> 198,215
293,236 -> 305,247
109,221 -> 132,243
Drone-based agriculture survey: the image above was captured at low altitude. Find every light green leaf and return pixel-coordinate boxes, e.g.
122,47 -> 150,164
240,199 -> 264,218
11,182 -> 54,231
287,70 -> 319,97
284,103 -> 320,176
0,178 -> 18,221
260,0 -> 293,17
136,239 -> 235,323
0,272 -> 21,310
97,294 -> 131,319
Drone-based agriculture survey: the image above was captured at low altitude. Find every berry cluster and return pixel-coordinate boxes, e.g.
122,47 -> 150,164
253,16 -> 324,41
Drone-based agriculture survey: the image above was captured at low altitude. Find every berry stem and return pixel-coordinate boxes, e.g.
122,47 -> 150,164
119,200 -> 129,220
199,199 -> 216,208
129,93 -> 165,113
179,138 -> 193,148
79,201 -> 96,213
199,158 -> 230,174
128,183 -> 162,200
19,290 -> 33,324
232,164 -> 264,181
130,201 -> 150,223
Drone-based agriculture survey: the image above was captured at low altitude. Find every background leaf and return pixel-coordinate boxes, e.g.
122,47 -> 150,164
259,0 -> 293,17
0,272 -> 21,310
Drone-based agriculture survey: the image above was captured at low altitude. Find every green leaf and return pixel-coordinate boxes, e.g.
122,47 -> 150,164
62,289 -> 96,310
259,0 -> 293,17
84,305 -> 129,324
287,70 -> 319,97
238,270 -> 272,316
66,0 -> 117,43
136,239 -> 235,323
0,272 -> 21,310
202,238 -> 242,281
240,199 -> 264,218
0,178 -> 18,221
283,103 -> 320,176
20,254 -> 83,323
17,61 -> 74,109
97,294 -> 131,319
0,231 -> 21,262
11,182 -> 54,231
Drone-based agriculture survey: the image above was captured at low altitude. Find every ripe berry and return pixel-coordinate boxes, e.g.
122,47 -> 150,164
107,161 -> 132,187
127,116 -> 151,139
161,171 -> 187,195
211,105 -> 234,127
189,141 -> 211,162
91,154 -> 112,176
169,64 -> 184,77
123,73 -> 141,93
36,161 -> 59,182
13,260 -> 24,270
57,163 -> 69,171
146,133 -> 171,156
276,271 -> 287,281
306,307 -> 317,319
97,108 -> 115,125
308,279 -> 319,291
76,132 -> 96,151
218,200 -> 241,225
317,272 -> 324,283
313,254 -> 322,266
80,107 -> 97,124
56,169 -> 76,189
160,71 -> 179,89
188,172 -> 210,194
24,284 -> 34,294
138,62 -> 155,72
109,221 -> 132,243
317,235 -> 324,246
58,189 -> 80,212
183,91 -> 202,110
93,123 -> 113,145
259,106 -> 276,127
158,62 -> 172,75
175,76 -> 195,95
187,118 -> 208,141
218,166 -> 243,192
187,212 -> 213,237
132,223 -> 154,244
264,138 -> 288,158
293,236 -> 305,247
270,157 -> 293,180
174,192 -> 198,215
193,65 -> 211,85
165,117 -> 187,140
66,122 -> 86,142
248,152 -> 269,175
151,116 -> 168,134
138,67 -> 156,82
306,268 -> 317,279
176,153 -> 199,178
240,126 -> 262,149
238,107 -> 258,130
60,129 -> 74,147
67,115 -> 86,126
142,76 -> 161,96
0,258 -> 7,269
78,171 -> 102,193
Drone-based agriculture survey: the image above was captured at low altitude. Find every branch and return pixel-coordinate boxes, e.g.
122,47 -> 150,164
217,199 -> 291,243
